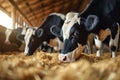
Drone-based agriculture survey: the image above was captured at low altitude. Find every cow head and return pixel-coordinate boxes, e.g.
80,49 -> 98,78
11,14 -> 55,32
51,12 -> 99,62
24,13 -> 65,55
24,28 -> 43,55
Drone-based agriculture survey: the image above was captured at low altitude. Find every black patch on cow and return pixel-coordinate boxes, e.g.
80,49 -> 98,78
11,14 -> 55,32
61,39 -> 78,54
50,25 -> 63,41
110,22 -> 118,39
103,35 -> 110,46
111,46 -> 117,52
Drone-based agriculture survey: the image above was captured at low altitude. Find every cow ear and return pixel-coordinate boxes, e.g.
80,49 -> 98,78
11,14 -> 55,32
50,25 -> 61,37
85,15 -> 99,31
36,28 -> 43,37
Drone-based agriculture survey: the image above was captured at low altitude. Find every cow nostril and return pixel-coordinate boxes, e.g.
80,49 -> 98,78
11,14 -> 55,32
63,56 -> 67,61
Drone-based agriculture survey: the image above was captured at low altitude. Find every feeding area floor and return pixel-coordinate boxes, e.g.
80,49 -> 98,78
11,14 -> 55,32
0,51 -> 120,80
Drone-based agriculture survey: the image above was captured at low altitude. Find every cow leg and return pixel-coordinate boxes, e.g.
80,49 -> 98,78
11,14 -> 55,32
109,23 -> 119,58
85,40 -> 92,54
84,33 -> 94,54
5,29 -> 13,44
94,35 -> 102,57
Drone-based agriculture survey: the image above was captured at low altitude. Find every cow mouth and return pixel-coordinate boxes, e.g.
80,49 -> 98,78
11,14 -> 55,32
24,47 -> 33,56
24,50 -> 34,56
58,53 -> 74,62
58,45 -> 85,62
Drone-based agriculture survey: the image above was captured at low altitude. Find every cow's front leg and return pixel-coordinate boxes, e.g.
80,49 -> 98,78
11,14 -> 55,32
85,40 -> 92,54
109,23 -> 119,58
94,35 -> 102,57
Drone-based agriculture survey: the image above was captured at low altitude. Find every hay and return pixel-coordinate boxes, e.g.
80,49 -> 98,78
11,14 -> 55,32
0,51 -> 120,80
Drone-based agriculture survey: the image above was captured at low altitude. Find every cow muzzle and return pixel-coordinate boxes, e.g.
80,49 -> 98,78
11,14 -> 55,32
58,53 -> 74,62
24,48 -> 29,56
24,52 -> 28,56
58,44 -> 85,62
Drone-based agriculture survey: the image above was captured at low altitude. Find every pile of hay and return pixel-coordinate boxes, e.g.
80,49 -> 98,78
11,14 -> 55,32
0,51 -> 120,80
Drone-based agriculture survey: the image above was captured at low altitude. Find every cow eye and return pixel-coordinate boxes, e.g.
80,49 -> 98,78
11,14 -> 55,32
72,31 -> 79,38
71,32 -> 76,38
74,32 -> 78,36
31,38 -> 34,42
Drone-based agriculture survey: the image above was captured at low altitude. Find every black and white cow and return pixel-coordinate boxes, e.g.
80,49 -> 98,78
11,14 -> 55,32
4,27 -> 27,44
4,27 -> 30,52
0,25 -> 23,52
24,13 -> 65,55
51,0 -> 120,62
4,27 -> 25,47
5,26 -> 56,53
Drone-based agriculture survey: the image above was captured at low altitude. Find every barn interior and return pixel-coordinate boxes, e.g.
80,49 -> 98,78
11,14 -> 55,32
0,0 -> 120,80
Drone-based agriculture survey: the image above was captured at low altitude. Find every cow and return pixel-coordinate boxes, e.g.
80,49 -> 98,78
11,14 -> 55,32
0,25 -> 22,52
4,27 -> 27,44
5,26 -> 56,53
5,26 -> 55,52
51,0 -> 120,62
23,13 -> 65,55
4,27 -> 29,51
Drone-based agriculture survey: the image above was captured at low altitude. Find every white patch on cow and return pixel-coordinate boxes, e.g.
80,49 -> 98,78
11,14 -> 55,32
24,28 -> 37,54
66,12 -> 79,20
5,29 -> 13,44
94,35 -> 102,57
62,12 -> 80,40
43,41 -> 47,45
49,13 -> 65,20
96,50 -> 101,57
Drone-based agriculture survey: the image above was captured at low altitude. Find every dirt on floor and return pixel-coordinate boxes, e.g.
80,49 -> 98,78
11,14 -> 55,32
0,51 -> 120,80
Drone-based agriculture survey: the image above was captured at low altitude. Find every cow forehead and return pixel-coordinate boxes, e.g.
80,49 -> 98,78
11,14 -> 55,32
66,12 -> 79,20
49,13 -> 65,20
24,28 -> 36,54
62,15 -> 80,40
25,28 -> 34,43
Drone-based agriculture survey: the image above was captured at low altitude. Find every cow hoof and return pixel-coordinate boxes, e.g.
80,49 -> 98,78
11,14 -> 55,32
112,52 -> 116,58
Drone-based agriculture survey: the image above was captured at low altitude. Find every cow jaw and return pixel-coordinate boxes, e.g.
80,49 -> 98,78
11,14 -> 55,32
58,44 -> 85,62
